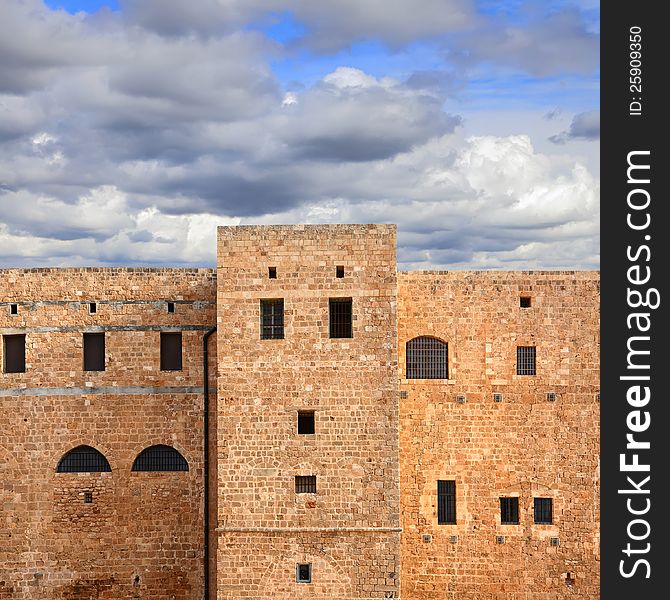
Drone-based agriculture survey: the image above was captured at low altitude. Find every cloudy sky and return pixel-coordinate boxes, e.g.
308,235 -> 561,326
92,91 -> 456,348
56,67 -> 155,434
0,0 -> 599,269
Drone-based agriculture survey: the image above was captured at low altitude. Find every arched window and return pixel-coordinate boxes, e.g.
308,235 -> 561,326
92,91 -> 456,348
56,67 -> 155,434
406,336 -> 448,379
56,445 -> 111,473
131,445 -> 189,472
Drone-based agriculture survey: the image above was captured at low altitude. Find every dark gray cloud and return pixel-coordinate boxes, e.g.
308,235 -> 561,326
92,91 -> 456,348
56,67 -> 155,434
549,110 -> 600,144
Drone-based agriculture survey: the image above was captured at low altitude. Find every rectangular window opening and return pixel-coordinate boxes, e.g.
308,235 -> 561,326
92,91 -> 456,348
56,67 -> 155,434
84,491 -> 93,504
260,299 -> 284,339
83,332 -> 105,372
295,475 -> 316,494
3,334 -> 26,373
437,480 -> 456,524
167,301 -> 175,313
336,265 -> 344,278
534,497 -> 553,524
329,298 -> 352,338
500,497 -> 519,524
268,266 -> 277,279
520,296 -> 532,308
89,302 -> 97,314
160,332 -> 183,371
296,563 -> 312,583
10,303 -> 18,315
516,346 -> 536,375
297,411 -> 315,435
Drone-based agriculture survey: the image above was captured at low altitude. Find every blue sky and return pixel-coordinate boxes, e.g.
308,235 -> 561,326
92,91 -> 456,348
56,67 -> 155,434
1,1 -> 599,269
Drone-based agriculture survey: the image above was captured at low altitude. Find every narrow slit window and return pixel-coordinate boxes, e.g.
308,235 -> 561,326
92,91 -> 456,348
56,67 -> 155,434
336,265 -> 344,278
329,298 -> 352,338
520,296 -> 532,308
500,497 -> 519,524
3,334 -> 25,373
160,332 -> 183,371
516,346 -> 536,375
89,302 -> 97,314
83,332 -> 105,372
167,301 -> 175,313
406,337 -> 448,379
297,411 -> 315,435
437,480 -> 456,524
260,299 -> 284,339
296,563 -> 312,583
10,303 -> 18,315
295,475 -> 316,493
132,445 -> 188,472
534,497 -> 553,524
268,267 -> 277,279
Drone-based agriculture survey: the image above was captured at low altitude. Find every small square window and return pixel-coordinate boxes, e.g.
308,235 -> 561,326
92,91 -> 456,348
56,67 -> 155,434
268,267 -> 277,279
516,346 -> 536,375
10,303 -> 18,315
534,497 -> 553,524
298,411 -> 315,435
296,563 -> 311,583
329,298 -> 352,338
167,302 -> 175,313
89,302 -> 97,314
3,334 -> 26,373
295,475 -> 316,494
84,491 -> 93,504
336,265 -> 344,278
160,332 -> 183,371
83,332 -> 105,372
520,296 -> 532,308
260,299 -> 284,339
500,497 -> 519,524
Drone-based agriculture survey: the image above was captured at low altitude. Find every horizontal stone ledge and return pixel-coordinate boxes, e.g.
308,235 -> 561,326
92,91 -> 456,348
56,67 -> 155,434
216,526 -> 402,533
0,324 -> 213,334
0,385 -> 204,397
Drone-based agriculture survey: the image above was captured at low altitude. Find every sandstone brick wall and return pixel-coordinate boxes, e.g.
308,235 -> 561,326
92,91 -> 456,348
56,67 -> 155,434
0,268 -> 216,599
215,225 -> 400,599
397,271 -> 600,600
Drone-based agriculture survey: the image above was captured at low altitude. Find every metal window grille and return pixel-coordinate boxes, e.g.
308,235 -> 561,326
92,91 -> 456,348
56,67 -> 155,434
336,265 -> 345,278
83,333 -> 105,372
547,391 -> 557,401
296,563 -> 311,583
500,497 -> 519,524
132,445 -> 189,472
422,534 -> 432,543
520,296 -> 532,308
268,267 -> 277,279
456,394 -> 466,404
260,299 -> 284,339
550,537 -> 560,547
329,298 -> 352,338
10,303 -> 18,315
295,475 -> 316,493
449,535 -> 458,543
496,535 -> 505,544
84,491 -> 93,503
493,393 -> 503,403
160,332 -> 182,371
3,334 -> 25,373
56,445 -> 111,473
297,411 -> 315,435
516,346 -> 536,375
406,337 -> 448,379
534,497 -> 553,524
437,480 -> 456,524
167,301 -> 175,313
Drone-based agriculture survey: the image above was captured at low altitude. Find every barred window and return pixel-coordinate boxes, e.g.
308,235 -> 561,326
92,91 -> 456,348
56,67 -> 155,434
3,334 -> 25,373
406,336 -> 448,379
329,298 -> 352,338
516,346 -> 536,375
83,332 -> 105,372
132,445 -> 188,472
500,497 -> 519,524
437,480 -> 456,524
56,445 -> 111,473
260,299 -> 284,340
295,475 -> 316,493
534,497 -> 553,524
